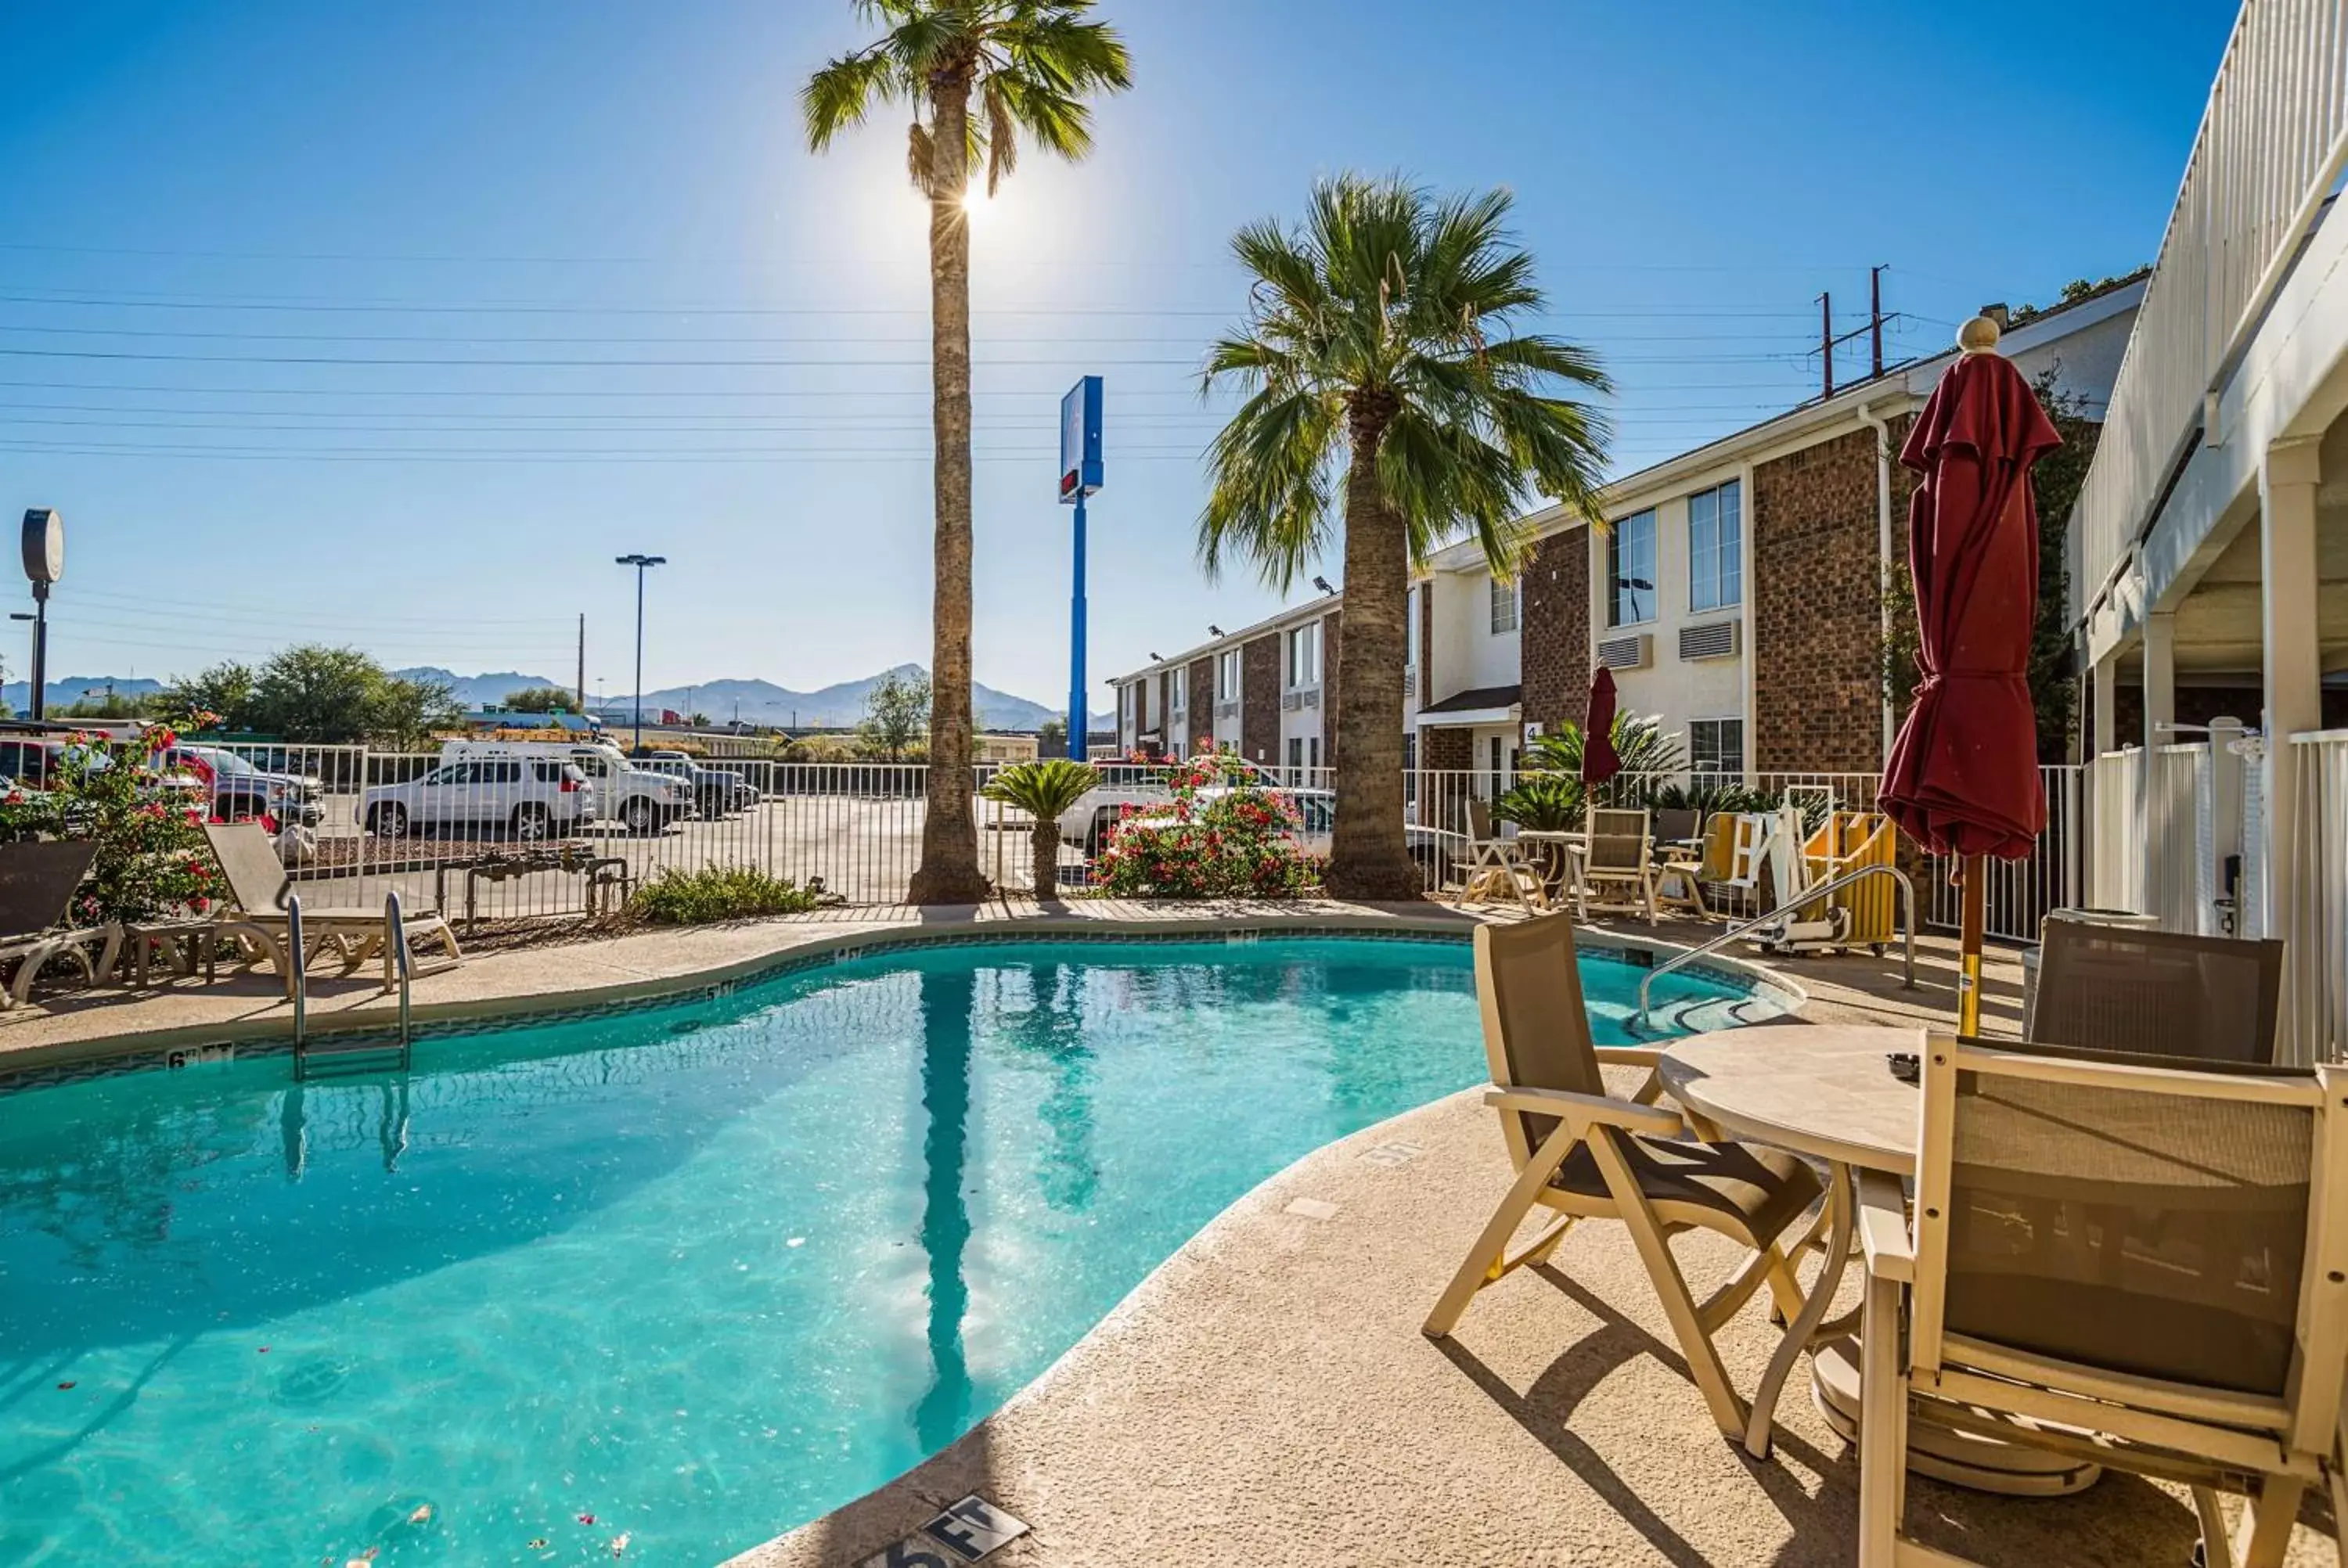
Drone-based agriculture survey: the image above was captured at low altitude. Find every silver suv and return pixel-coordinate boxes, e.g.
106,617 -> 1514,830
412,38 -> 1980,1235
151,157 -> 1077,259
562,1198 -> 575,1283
362,759 -> 595,840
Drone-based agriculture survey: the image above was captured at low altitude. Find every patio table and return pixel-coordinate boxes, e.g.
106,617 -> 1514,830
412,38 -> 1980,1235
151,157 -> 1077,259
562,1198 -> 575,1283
1657,1023 -> 1918,1459
1656,1023 -> 2102,1495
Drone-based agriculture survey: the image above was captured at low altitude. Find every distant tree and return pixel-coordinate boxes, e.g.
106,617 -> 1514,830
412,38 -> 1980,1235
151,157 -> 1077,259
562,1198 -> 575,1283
502,685 -> 574,714
247,646 -> 384,744
368,674 -> 464,750
56,690 -> 158,721
161,662 -> 258,729
856,669 -> 932,762
1036,717 -> 1068,756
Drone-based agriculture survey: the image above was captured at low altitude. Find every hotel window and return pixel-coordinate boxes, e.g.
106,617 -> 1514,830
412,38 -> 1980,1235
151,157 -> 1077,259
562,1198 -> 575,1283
1608,510 -> 1658,626
1170,667 -> 1187,710
1687,480 -> 1743,612
1287,623 -> 1319,688
1489,574 -> 1520,634
1689,717 -> 1745,775
1405,588 -> 1421,667
1218,649 -> 1240,700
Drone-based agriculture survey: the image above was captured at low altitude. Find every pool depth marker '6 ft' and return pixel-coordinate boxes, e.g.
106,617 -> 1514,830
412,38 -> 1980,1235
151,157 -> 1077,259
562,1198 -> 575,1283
1060,376 -> 1104,762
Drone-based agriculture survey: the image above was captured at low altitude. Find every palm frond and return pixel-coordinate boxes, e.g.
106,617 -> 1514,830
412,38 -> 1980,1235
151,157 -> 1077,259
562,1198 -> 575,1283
801,47 -> 902,151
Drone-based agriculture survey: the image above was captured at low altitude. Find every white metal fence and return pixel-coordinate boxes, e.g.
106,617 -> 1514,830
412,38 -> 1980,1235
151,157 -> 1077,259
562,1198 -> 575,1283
184,743 -> 2083,941
2073,0 -> 2348,621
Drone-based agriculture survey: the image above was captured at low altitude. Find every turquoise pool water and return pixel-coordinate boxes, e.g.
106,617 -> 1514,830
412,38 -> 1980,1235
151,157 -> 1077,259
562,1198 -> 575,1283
0,937 -> 1776,1566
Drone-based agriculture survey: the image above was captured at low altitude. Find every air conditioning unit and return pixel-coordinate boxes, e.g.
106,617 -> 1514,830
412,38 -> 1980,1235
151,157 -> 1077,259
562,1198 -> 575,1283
1280,692 -> 1303,711
1215,700 -> 1239,719
1302,689 -> 1320,709
1403,667 -> 1417,699
1678,620 -> 1742,661
1597,633 -> 1651,671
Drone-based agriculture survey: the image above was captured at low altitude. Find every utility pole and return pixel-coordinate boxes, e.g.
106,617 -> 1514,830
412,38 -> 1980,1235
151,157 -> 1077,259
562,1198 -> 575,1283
1819,292 -> 1835,399
575,613 -> 585,714
1870,264 -> 1886,379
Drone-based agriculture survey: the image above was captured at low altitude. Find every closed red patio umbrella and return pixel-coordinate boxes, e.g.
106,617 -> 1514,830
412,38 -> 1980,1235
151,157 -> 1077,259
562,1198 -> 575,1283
1581,667 -> 1621,787
1879,315 -> 2061,1034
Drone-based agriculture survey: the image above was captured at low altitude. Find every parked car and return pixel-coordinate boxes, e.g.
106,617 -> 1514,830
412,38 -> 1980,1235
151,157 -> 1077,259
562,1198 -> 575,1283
160,745 -> 326,827
440,740 -> 692,834
0,735 -> 209,804
362,758 -> 596,840
637,754 -> 758,814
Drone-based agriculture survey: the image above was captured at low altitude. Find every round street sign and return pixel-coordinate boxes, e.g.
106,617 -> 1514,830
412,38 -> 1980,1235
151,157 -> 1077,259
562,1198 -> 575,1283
20,508 -> 63,586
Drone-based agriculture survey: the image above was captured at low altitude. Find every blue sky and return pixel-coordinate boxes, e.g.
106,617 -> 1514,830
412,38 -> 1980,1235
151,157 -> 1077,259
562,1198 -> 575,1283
0,1 -> 2235,711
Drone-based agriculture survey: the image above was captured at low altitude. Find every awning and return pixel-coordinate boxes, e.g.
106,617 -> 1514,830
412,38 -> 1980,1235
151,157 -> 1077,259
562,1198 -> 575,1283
1414,683 -> 1522,729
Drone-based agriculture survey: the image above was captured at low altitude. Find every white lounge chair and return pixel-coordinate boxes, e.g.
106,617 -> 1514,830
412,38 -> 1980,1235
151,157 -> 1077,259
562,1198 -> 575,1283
205,822 -> 461,994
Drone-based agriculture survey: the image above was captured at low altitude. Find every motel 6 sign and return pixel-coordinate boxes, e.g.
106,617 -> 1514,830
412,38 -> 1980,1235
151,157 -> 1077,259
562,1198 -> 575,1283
1059,375 -> 1104,502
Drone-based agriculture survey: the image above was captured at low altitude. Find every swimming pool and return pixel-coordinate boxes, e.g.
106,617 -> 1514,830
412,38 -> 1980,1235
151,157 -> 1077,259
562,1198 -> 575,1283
0,934 -> 1782,1566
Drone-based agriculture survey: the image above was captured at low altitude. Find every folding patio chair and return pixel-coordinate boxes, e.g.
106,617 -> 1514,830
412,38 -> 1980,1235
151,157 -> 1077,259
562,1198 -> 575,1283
1660,811 -> 1737,917
2032,918 -> 2284,1064
1457,796 -> 1546,909
205,822 -> 462,995
0,840 -> 119,1009
1855,1035 -> 2347,1567
1567,807 -> 1659,922
1424,914 -> 1825,1440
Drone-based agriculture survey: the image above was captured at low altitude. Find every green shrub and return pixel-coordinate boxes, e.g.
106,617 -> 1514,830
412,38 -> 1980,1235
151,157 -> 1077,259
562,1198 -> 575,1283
628,865 -> 823,924
1493,772 -> 1584,832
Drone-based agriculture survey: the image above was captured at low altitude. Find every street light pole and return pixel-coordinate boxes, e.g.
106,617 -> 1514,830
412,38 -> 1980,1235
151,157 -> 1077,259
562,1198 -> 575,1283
614,553 -> 665,753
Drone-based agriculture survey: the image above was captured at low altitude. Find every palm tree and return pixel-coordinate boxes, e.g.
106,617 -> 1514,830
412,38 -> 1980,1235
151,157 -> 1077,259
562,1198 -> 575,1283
804,2 -> 1132,903
1199,175 -> 1611,899
980,757 -> 1099,897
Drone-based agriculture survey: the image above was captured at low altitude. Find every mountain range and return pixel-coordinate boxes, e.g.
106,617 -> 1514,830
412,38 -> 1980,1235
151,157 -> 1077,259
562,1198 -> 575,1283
0,667 -> 1111,732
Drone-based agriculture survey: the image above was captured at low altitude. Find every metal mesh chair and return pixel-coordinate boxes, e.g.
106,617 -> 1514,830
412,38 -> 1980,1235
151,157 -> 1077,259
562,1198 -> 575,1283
2033,919 -> 2284,1065
1856,1036 -> 2346,1566
1424,915 -> 1824,1440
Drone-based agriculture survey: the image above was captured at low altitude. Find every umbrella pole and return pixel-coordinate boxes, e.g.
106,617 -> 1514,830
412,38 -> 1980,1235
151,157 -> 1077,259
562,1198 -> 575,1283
1957,855 -> 1985,1037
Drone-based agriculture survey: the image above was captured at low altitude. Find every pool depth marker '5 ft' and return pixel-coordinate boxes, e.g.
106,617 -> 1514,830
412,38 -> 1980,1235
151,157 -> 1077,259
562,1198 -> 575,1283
1061,376 -> 1104,761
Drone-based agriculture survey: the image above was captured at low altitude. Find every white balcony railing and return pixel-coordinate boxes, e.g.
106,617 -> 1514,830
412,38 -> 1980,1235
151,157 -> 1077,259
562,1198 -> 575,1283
2072,0 -> 2348,624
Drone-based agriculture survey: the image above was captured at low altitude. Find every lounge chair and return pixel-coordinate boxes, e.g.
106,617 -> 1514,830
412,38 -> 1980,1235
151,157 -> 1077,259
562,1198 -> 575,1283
2032,918 -> 2283,1064
1855,1035 -> 2346,1567
1457,797 -> 1545,909
1423,915 -> 1824,1440
204,822 -> 461,994
1660,811 -> 1736,917
0,840 -> 119,1009
1566,807 -> 1659,922
1799,809 -> 1900,952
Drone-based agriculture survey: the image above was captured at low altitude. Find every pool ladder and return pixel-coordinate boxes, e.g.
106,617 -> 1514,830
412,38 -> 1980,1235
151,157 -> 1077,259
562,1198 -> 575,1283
290,892 -> 415,1081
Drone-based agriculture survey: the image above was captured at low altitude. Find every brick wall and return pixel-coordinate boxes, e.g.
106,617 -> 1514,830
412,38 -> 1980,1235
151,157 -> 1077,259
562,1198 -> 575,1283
1186,656 -> 1214,752
1131,677 -> 1148,751
1241,634 -> 1281,764
1421,725 -> 1472,771
1752,419 -> 1914,772
1521,523 -> 1590,739
1320,609 -> 1342,761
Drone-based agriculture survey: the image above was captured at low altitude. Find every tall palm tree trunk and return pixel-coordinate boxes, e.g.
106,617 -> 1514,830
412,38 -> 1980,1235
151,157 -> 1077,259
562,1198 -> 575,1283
909,67 -> 989,904
1327,415 -> 1421,900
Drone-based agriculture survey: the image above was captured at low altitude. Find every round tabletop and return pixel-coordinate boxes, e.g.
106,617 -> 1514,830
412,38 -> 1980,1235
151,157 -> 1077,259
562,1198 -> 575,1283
1658,1023 -> 1926,1176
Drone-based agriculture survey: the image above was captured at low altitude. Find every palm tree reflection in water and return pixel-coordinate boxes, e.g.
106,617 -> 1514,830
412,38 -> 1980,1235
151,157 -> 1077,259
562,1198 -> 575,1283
912,964 -> 978,1451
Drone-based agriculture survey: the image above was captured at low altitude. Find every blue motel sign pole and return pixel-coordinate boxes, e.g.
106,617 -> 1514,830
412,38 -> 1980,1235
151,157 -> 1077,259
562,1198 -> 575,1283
1060,376 -> 1104,762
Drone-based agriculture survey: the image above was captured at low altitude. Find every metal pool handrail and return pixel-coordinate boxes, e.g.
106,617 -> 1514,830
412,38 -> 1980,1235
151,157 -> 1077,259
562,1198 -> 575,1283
1632,862 -> 1918,1034
386,890 -> 412,1062
287,894 -> 308,1074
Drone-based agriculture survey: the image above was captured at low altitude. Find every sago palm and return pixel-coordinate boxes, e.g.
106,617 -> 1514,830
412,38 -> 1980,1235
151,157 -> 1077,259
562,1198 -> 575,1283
1200,175 -> 1611,898
804,2 -> 1131,903
981,758 -> 1099,898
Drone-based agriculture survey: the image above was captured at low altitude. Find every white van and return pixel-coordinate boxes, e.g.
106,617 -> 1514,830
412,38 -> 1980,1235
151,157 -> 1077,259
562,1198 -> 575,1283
441,740 -> 693,834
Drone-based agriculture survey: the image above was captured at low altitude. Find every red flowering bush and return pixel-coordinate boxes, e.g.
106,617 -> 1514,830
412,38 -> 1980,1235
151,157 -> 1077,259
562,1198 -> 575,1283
1089,750 -> 1321,898
0,728 -> 219,924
